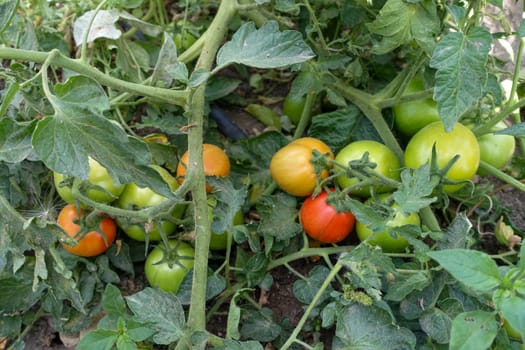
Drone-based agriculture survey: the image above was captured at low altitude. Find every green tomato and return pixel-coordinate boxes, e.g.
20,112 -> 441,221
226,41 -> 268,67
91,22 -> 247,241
207,197 -> 244,250
53,157 -> 125,205
477,121 -> 515,175
116,166 -> 186,241
144,240 -> 194,294
404,122 -> 480,193
393,75 -> 441,136
356,197 -> 420,253
283,93 -> 306,125
335,140 -> 401,197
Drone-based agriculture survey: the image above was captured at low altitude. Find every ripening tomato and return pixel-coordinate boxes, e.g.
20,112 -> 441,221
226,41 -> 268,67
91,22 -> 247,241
176,144 -> 231,192
355,197 -> 420,253
477,121 -> 516,174
144,240 -> 195,293
299,189 -> 355,243
335,140 -> 401,197
404,122 -> 480,193
116,166 -> 186,241
57,204 -> 116,257
393,75 -> 441,136
54,157 -> 125,205
270,137 -> 333,197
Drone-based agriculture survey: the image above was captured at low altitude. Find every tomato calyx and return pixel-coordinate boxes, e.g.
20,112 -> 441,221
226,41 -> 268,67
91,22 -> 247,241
151,240 -> 194,270
61,208 -> 113,247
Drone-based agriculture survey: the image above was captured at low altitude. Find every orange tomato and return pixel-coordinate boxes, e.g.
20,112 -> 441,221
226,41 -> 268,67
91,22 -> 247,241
57,204 -> 116,257
176,144 -> 231,192
270,137 -> 333,197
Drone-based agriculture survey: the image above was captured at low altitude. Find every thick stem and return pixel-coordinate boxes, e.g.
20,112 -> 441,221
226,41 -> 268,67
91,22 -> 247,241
184,0 -> 237,335
0,48 -> 188,106
478,160 -> 525,192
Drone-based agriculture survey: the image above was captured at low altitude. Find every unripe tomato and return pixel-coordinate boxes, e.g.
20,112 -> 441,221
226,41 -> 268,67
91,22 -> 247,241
176,144 -> 231,193
270,137 -> 333,197
144,240 -> 195,294
393,75 -> 441,136
116,166 -> 186,241
477,121 -> 515,174
404,122 -> 480,193
356,198 -> 420,253
54,157 -> 125,205
283,93 -> 306,125
335,140 -> 400,197
299,189 -> 355,244
57,204 -> 116,257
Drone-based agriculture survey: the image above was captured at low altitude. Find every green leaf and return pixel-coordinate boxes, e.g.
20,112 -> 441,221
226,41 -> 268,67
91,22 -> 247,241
427,249 -> 501,293
385,271 -> 430,302
0,314 -> 21,338
0,119 -> 36,163
419,308 -> 452,344
256,193 -> 302,241
189,68 -> 210,88
102,284 -> 127,316
208,177 -> 247,234
216,21 -> 315,69
125,287 -> 185,344
429,27 -> 492,131
116,334 -> 136,350
0,265 -> 45,313
205,77 -> 242,102
227,288 -> 251,340
449,311 -> 497,350
210,340 -> 264,350
151,32 -> 179,87
366,0 -> 440,54
495,122 -> 525,137
493,292 -> 525,340
437,213 -> 471,250
73,10 -> 122,44
393,166 -> 438,216
307,107 -> 362,154
399,271 -> 447,320
77,329 -> 119,350
334,303 -> 416,349
293,265 -> 333,305
0,0 -> 18,35
518,19 -> 525,38
239,307 -> 282,342
32,76 -> 176,199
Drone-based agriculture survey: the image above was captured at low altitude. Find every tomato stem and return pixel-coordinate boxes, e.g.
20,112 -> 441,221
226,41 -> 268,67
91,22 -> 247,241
478,160 -> 525,192
293,91 -> 316,140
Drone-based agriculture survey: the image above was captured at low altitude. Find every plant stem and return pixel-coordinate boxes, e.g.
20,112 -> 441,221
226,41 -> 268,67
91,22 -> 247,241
267,246 -> 351,270
0,48 -> 189,106
293,91 -> 316,139
478,160 -> 525,192
184,0 -> 237,336
280,262 -> 343,350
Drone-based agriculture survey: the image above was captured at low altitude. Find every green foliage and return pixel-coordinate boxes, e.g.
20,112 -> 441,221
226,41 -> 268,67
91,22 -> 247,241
0,0 -> 524,349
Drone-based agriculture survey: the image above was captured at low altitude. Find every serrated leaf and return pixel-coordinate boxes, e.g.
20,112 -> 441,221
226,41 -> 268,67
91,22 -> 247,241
427,249 -> 500,293
367,0 -> 440,54
430,27 -> 492,131
216,21 -> 315,69
256,193 -> 302,241
293,265 -> 333,304
334,303 -> 417,349
449,311 -> 497,350
32,76 -> 177,199
385,271 -> 430,302
125,288 -> 185,344
393,166 -> 438,216
0,119 -> 36,163
339,196 -> 389,233
208,177 -> 247,234
437,213 -> 471,250
419,308 -> 452,344
239,308 -> 282,342
399,271 -> 447,320
307,107 -> 362,154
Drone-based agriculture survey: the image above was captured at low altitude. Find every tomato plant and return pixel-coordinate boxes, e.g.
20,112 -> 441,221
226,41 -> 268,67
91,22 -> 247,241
54,157 -> 125,205
283,91 -> 306,125
393,75 -> 441,136
477,121 -> 516,174
208,197 -> 244,250
176,143 -> 230,192
270,137 -> 333,197
299,189 -> 355,244
335,140 -> 401,197
404,122 -> 480,193
57,203 -> 117,257
355,197 -> 420,253
116,166 -> 186,241
144,240 -> 195,294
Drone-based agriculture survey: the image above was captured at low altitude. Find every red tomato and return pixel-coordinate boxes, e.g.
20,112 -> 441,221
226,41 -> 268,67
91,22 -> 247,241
57,204 -> 116,257
299,189 -> 355,243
